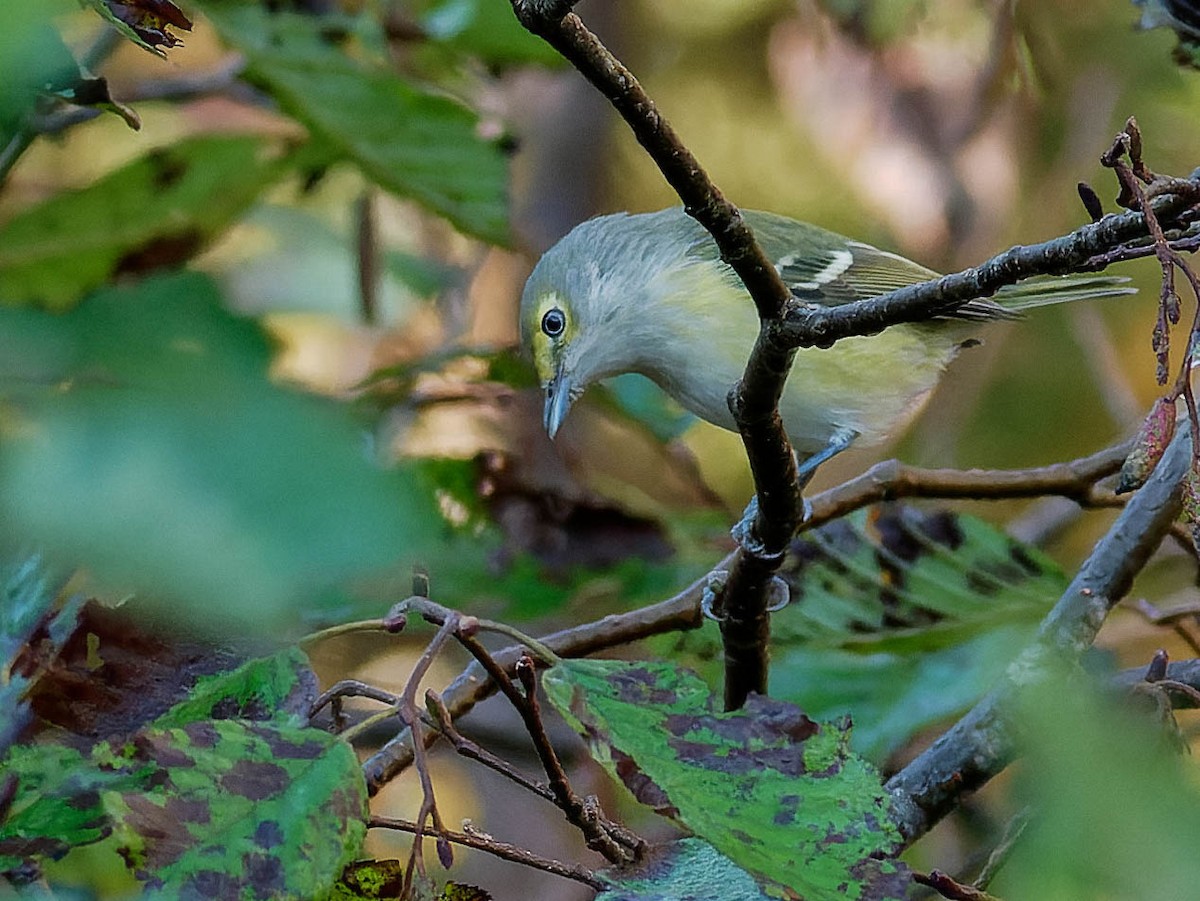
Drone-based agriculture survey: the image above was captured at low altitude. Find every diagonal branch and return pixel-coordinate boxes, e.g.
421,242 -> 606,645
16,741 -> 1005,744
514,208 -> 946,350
509,2 -> 802,709
885,426 -> 1191,844
782,180 -> 1200,349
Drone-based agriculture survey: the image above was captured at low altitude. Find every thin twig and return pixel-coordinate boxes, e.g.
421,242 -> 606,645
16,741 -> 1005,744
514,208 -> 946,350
369,815 -> 604,889
973,807 -> 1031,890
914,869 -> 1000,901
398,614 -> 460,895
425,690 -> 556,802
309,679 -> 400,734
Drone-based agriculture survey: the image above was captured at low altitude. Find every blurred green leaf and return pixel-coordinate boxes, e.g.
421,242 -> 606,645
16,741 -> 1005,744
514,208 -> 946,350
0,135 -> 293,310
0,271 -> 445,632
770,627 -> 1030,762
420,0 -> 564,68
595,838 -> 771,901
543,659 -> 910,900
0,1 -> 81,145
993,675 -> 1200,899
602,374 -> 696,443
199,3 -> 510,243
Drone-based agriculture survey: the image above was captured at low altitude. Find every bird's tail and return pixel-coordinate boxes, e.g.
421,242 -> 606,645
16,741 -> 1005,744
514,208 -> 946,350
994,274 -> 1136,313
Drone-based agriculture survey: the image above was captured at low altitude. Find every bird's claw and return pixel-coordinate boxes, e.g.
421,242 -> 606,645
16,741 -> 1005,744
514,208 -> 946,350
701,570 -> 728,622
701,570 -> 791,619
765,575 -> 790,612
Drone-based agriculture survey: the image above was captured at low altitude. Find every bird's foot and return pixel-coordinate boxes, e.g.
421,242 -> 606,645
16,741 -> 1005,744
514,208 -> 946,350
701,570 -> 729,622
730,494 -> 813,554
700,568 -> 791,619
765,575 -> 791,612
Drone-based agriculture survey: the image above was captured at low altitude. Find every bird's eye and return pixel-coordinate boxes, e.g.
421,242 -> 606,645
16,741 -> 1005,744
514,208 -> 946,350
541,307 -> 566,338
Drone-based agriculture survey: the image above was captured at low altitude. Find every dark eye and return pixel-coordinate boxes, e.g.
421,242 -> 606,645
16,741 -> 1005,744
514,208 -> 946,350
541,307 -> 566,338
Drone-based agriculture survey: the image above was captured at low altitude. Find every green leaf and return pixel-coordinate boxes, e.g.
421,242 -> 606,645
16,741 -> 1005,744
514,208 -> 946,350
0,135 -> 293,310
666,506 -> 1067,761
595,838 -> 771,901
776,507 -> 1065,651
152,649 -> 319,730
0,2 -> 80,143
993,675 -> 1200,899
0,271 -> 445,632
100,719 -> 367,898
0,742 -> 144,872
420,0 -> 564,67
770,627 -> 1030,762
199,4 -> 510,243
543,659 -> 911,900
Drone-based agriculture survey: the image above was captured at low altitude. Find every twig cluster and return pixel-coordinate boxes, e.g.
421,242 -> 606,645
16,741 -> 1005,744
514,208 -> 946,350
308,592 -> 643,892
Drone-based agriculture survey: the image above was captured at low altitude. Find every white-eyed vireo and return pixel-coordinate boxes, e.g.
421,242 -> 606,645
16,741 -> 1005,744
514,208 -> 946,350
520,207 -> 1132,474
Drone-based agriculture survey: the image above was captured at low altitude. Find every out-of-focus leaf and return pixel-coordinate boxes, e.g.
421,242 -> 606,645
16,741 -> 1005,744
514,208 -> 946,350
199,3 -> 510,243
214,203 -> 457,321
0,552 -> 78,754
420,0 -> 564,67
993,675 -> 1200,899
776,507 -> 1065,651
0,2 -> 80,144
151,648 -> 318,730
0,271 -> 444,632
543,659 -> 911,900
770,627 -> 1029,762
602,374 -> 695,443
79,0 -> 193,56
666,505 -> 1066,761
594,838 -> 771,901
101,719 -> 366,898
0,135 -> 293,310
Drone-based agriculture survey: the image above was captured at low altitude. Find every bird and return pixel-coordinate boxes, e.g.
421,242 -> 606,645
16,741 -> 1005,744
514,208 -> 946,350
519,207 -> 1133,479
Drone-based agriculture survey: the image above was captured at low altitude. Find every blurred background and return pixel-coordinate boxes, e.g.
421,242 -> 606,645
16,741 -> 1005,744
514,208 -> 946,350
3,0 -> 1200,897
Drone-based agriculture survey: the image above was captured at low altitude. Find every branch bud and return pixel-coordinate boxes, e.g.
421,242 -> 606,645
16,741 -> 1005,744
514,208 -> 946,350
1117,397 -> 1177,493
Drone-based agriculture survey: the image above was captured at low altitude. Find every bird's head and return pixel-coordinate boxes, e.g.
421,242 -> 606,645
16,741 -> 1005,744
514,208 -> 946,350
520,210 -> 702,438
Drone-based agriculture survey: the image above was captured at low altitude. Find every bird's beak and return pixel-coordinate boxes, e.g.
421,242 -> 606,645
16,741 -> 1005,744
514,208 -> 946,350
543,364 -> 574,439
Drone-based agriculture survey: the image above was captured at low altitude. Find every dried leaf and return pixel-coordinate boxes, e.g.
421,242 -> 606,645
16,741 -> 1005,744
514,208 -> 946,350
1116,397 -> 1177,494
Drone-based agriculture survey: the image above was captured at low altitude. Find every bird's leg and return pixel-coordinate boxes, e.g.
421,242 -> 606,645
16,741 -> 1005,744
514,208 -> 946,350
714,429 -> 859,620
727,426 -> 859,595
795,426 -> 859,482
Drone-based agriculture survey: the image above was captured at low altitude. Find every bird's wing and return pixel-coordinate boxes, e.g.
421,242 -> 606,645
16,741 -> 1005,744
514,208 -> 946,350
740,210 -> 1014,321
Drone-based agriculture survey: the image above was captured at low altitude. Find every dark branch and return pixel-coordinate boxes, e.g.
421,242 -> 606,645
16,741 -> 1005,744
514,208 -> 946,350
369,815 -> 604,889
509,2 -> 804,711
783,181 -> 1200,349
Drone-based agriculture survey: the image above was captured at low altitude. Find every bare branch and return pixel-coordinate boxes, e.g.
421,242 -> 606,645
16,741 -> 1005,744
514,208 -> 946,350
369,815 -> 604,889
